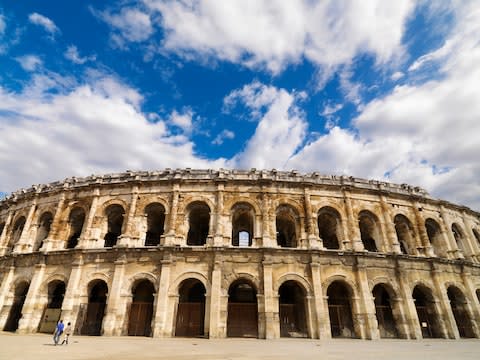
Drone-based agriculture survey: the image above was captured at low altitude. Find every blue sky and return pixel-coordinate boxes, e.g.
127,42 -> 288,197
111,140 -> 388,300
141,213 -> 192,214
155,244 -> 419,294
0,1 -> 479,210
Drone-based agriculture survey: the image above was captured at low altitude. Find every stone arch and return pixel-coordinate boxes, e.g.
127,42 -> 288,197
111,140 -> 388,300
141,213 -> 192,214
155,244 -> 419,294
33,211 -> 53,251
223,272 -> 260,296
326,280 -> 357,338
278,279 -> 310,338
447,285 -> 475,338
66,207 -> 86,249
103,203 -> 126,247
227,277 -> 259,338
322,274 -> 358,297
169,272 -> 210,297
224,196 -> 261,216
9,215 -> 26,249
317,206 -> 343,250
425,218 -> 445,257
412,284 -> 442,338
81,279 -> 109,335
185,201 -> 211,246
274,273 -> 313,296
276,204 -> 300,248
3,280 -> 30,332
358,210 -> 382,252
144,202 -> 166,246
128,278 -> 156,337
393,214 -> 416,255
451,223 -> 467,255
372,283 -> 400,338
472,228 -> 480,246
127,272 -> 158,295
175,278 -> 207,337
181,196 -> 215,215
231,202 -> 255,247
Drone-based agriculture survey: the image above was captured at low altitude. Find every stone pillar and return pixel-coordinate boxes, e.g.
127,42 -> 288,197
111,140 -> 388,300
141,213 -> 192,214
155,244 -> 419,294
310,257 -> 328,339
118,187 -> 139,247
164,185 -> 179,246
379,194 -> 401,253
459,214 -> 478,261
17,262 -> 46,333
152,255 -> 172,337
78,189 -> 100,249
354,258 -> 380,339
304,188 -> 320,249
461,269 -> 480,337
412,202 -> 432,256
42,194 -> 66,251
395,264 -> 422,339
14,200 -> 37,253
61,255 -> 84,329
261,190 -> 275,247
431,264 -> 457,338
342,188 -> 363,251
0,211 -> 14,256
439,205 -> 461,259
262,255 -> 277,339
208,254 -> 223,338
213,183 -> 225,246
103,256 -> 126,335
0,266 -> 15,329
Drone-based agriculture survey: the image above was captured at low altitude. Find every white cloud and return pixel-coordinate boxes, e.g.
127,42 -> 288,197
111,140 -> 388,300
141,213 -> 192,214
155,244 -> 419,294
226,82 -> 307,169
391,71 -> 404,81
28,12 -> 59,36
0,73 -> 225,193
64,45 -> 96,64
212,129 -> 235,145
138,0 -> 416,73
15,55 -> 43,71
0,13 -> 5,35
169,109 -> 193,133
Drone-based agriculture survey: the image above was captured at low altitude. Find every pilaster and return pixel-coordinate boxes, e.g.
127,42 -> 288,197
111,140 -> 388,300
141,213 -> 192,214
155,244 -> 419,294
17,261 -> 46,333
103,256 -> 127,335
14,200 -> 37,253
354,258 -> 379,339
152,254 -> 172,337
42,194 -> 65,251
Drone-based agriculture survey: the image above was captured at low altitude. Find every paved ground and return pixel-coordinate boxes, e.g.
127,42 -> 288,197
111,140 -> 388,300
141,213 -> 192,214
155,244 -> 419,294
1,332 -> 480,360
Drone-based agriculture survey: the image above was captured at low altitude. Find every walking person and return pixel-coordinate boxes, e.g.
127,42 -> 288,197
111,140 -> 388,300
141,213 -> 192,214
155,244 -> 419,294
61,322 -> 72,345
53,319 -> 64,345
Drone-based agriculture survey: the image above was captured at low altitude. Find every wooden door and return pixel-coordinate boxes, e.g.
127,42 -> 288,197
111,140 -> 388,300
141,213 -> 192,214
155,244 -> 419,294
451,306 -> 474,338
227,303 -> 258,338
416,306 -> 433,338
375,305 -> 397,338
128,302 -> 153,336
82,302 -> 105,335
38,308 -> 62,333
4,301 -> 24,332
328,304 -> 354,338
175,302 -> 204,337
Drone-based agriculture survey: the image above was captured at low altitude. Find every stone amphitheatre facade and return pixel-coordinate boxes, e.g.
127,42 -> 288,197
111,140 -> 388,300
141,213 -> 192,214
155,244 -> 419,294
1,169 -> 480,340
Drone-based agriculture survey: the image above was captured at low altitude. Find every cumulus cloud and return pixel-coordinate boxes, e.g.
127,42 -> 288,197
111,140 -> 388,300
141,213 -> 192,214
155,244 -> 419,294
212,129 -> 235,145
0,13 -> 5,35
64,45 -> 96,64
0,73 -> 225,193
15,55 -> 43,71
28,12 -> 59,36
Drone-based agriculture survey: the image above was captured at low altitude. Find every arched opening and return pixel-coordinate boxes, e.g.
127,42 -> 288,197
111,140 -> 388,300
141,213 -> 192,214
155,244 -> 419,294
327,281 -> 356,338
81,280 -> 108,335
372,284 -> 398,338
276,205 -> 298,248
175,279 -> 206,337
0,222 -> 6,239
473,228 -> 480,246
39,281 -> 66,333
231,203 -> 254,247
412,285 -> 442,338
317,207 -> 341,250
447,286 -> 475,338
186,202 -> 210,246
66,207 -> 85,249
451,223 -> 466,256
227,280 -> 258,338
9,216 -> 26,249
128,280 -> 155,336
394,214 -> 415,255
34,212 -> 53,251
477,289 -> 480,304
425,219 -> 444,257
4,281 -> 30,332
279,281 -> 308,338
358,211 -> 381,252
104,204 -> 125,247
144,203 -> 165,246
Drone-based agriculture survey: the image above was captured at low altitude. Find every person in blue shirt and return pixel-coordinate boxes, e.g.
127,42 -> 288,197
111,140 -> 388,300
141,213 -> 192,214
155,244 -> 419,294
53,320 -> 64,345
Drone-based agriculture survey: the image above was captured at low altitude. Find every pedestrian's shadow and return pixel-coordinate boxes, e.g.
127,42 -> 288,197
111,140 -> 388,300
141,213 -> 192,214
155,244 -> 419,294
43,343 -> 59,346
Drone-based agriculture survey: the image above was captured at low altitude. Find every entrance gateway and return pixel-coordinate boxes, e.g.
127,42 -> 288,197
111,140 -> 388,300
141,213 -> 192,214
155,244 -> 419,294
227,280 -> 258,337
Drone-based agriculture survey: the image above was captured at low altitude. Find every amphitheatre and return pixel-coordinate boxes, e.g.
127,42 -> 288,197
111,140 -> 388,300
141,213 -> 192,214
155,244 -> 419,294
0,168 -> 479,341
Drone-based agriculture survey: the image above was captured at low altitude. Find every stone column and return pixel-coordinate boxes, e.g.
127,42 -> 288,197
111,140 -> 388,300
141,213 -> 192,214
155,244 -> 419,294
78,189 -> 100,249
0,211 -> 14,256
439,205 -> 461,259
379,194 -> 401,253
17,262 -> 46,333
14,200 -> 37,253
459,214 -> 478,262
164,185 -> 179,246
262,255 -> 277,339
342,188 -> 363,251
395,264 -> 422,339
0,266 -> 15,329
261,190 -> 275,247
412,202 -> 432,256
42,194 -> 66,251
461,269 -> 480,337
354,258 -> 380,339
304,188 -> 320,249
431,264 -> 457,338
213,183 -> 225,246
103,256 -> 126,335
153,255 -> 172,337
208,254 -> 223,338
118,187 -> 139,247
310,257 -> 328,339
61,255 -> 84,330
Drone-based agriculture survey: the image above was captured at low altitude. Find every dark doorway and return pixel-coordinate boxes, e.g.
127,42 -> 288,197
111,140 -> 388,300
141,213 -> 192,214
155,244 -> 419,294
359,211 -> 380,252
373,284 -> 398,338
175,279 -> 206,337
447,286 -> 475,338
128,280 -> 155,336
327,281 -> 355,338
81,280 -> 108,335
4,281 -> 30,332
144,203 -> 165,246
279,281 -> 308,337
186,202 -> 210,246
276,205 -> 298,248
66,207 -> 85,249
34,212 -> 53,251
231,203 -> 254,247
227,280 -> 258,338
39,281 -> 66,333
104,204 -> 125,247
412,285 -> 442,338
317,207 -> 341,249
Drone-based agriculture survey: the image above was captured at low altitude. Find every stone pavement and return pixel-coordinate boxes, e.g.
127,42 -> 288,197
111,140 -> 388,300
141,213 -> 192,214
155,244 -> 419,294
1,332 -> 480,360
